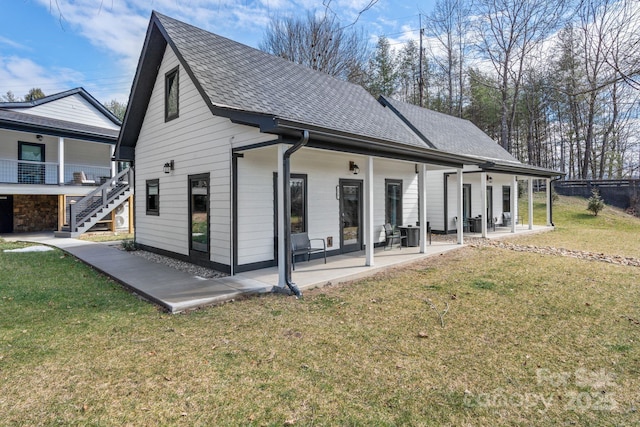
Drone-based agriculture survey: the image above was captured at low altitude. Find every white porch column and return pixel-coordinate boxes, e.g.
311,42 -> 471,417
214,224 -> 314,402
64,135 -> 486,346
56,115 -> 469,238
277,144 -> 286,287
480,172 -> 488,237
58,137 -> 65,184
457,168 -> 464,244
511,175 -> 517,233
110,145 -> 117,177
419,164 -> 427,253
546,178 -> 552,226
365,156 -> 374,266
528,177 -> 534,230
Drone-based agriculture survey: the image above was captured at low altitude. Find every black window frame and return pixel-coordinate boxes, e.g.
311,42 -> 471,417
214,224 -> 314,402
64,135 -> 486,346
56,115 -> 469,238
272,173 -> 308,236
165,66 -> 179,122
18,141 -> 46,184
502,185 -> 511,213
385,179 -> 403,227
146,179 -> 160,216
463,183 -> 472,219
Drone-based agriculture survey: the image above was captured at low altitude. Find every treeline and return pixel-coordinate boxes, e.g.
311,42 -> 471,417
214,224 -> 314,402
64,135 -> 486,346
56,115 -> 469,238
262,0 -> 640,179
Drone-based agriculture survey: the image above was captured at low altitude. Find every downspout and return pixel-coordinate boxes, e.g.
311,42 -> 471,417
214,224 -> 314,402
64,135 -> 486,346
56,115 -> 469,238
549,176 -> 562,227
283,130 -> 309,297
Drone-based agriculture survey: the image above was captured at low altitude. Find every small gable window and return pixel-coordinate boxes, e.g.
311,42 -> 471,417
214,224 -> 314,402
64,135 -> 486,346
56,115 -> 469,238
146,179 -> 160,215
165,67 -> 179,122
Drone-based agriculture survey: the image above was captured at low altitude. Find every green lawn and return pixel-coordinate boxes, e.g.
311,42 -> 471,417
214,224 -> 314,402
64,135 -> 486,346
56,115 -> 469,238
1,196 -> 639,426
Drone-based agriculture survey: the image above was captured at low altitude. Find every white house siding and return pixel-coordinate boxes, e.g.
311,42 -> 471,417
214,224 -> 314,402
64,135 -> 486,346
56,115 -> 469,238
10,93 -> 120,130
426,171 -> 446,231
134,44 -> 271,268
235,147 -> 420,268
235,147 -> 277,266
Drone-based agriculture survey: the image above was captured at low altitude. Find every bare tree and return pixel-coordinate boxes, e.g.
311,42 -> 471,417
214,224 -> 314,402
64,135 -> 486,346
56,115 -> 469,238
103,99 -> 127,121
1,91 -> 19,102
425,0 -> 472,117
259,11 -> 370,82
474,0 -> 568,152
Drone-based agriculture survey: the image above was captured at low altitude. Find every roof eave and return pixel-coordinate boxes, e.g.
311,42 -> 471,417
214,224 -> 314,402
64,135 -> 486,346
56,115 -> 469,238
270,118 -> 483,168
480,161 -> 565,178
115,13 -> 168,161
0,117 -> 117,144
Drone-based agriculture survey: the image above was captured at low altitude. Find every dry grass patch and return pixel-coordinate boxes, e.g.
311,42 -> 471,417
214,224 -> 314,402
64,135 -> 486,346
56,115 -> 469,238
2,234 -> 640,425
518,194 -> 640,259
2,197 -> 640,425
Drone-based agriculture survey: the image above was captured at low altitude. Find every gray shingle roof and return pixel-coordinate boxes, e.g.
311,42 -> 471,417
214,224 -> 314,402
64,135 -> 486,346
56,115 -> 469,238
0,108 -> 118,142
155,12 -> 425,148
379,96 -> 519,163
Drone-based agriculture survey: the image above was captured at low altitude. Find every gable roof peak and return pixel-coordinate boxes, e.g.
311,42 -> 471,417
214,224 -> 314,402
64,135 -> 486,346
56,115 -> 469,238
0,87 -> 121,125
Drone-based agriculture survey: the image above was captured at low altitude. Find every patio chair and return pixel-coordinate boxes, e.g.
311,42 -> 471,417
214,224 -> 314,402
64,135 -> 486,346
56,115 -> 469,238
453,216 -> 470,232
291,232 -> 326,270
384,223 -> 406,250
72,171 -> 95,185
502,212 -> 512,227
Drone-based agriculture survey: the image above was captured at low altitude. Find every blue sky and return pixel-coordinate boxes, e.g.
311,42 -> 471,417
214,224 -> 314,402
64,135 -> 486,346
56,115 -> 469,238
1,1 -> 434,105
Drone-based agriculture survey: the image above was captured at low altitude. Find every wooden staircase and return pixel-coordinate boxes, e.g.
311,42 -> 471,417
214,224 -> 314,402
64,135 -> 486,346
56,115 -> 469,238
55,168 -> 133,238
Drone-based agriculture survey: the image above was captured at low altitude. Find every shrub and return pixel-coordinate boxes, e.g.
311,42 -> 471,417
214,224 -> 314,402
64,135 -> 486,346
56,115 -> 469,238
121,239 -> 137,251
587,189 -> 605,216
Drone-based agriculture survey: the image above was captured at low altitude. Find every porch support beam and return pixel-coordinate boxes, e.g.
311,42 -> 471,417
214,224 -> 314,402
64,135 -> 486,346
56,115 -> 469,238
480,172 -> 488,237
511,175 -> 517,233
111,145 -> 117,177
418,163 -> 428,253
58,137 -> 65,185
546,178 -> 552,226
365,156 -> 374,266
457,168 -> 463,245
528,177 -> 534,230
276,144 -> 286,288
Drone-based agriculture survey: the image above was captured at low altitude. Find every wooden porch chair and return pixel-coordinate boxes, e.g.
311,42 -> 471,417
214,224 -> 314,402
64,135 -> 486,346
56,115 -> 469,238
384,223 -> 406,250
291,232 -> 326,270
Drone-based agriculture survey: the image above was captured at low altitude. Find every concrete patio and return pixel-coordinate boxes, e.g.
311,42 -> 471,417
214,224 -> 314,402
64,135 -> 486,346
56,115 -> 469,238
2,224 -> 551,313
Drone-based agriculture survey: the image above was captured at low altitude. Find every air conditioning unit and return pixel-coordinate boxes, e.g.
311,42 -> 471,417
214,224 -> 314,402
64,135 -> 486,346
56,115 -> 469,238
114,201 -> 129,231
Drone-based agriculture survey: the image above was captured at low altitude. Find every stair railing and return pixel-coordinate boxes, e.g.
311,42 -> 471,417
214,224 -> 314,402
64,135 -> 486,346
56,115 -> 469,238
69,168 -> 133,232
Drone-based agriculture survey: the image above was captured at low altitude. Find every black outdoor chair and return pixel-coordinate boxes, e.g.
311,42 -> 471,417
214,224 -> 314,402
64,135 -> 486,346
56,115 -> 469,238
453,216 -> 470,232
291,232 -> 326,270
502,212 -> 512,226
384,223 -> 406,250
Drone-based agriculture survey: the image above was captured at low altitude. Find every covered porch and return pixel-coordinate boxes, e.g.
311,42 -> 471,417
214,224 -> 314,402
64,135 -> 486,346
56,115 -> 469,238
241,223 -> 553,295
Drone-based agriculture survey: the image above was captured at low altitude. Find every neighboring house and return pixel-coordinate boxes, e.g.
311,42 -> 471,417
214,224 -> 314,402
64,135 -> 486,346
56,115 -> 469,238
0,88 -> 132,235
114,12 -> 560,292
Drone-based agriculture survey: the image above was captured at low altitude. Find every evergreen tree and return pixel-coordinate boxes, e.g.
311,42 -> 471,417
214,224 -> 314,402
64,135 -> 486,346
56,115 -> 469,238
587,189 -> 605,216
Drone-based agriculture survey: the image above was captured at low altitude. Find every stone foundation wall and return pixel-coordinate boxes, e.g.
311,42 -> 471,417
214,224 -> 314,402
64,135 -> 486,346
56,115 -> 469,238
13,195 -> 58,232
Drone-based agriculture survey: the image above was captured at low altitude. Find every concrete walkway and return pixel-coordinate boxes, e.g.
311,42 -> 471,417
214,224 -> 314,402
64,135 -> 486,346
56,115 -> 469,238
2,234 -> 271,313
2,225 -> 551,313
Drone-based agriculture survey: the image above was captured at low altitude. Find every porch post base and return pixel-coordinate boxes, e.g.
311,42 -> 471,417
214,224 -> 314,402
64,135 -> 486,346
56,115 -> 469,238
271,284 -> 302,298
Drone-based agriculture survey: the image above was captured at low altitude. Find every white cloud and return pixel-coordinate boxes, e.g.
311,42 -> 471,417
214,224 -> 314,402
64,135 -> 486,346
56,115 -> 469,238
0,36 -> 29,50
0,56 -> 82,97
